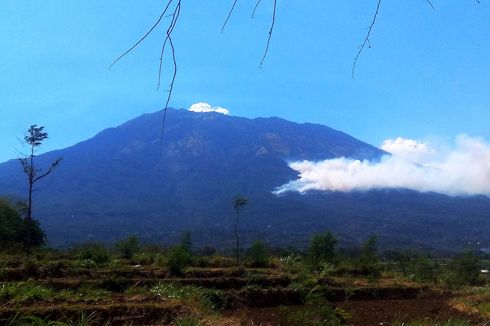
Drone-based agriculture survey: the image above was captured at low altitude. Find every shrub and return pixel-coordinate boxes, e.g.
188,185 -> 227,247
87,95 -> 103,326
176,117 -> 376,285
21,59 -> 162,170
116,235 -> 139,259
247,240 -> 269,267
167,246 -> 192,275
77,243 -> 110,266
308,231 -> 337,270
278,294 -> 345,325
150,283 -> 226,311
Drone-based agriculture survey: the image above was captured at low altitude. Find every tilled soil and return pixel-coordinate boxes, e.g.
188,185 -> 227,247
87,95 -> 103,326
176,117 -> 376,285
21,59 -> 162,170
225,297 -> 487,326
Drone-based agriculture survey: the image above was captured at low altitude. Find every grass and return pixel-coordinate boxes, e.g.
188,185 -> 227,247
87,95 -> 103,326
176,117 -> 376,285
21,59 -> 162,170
391,318 -> 472,326
0,282 -> 54,303
0,282 -> 111,304
150,283 -> 226,311
450,285 -> 490,318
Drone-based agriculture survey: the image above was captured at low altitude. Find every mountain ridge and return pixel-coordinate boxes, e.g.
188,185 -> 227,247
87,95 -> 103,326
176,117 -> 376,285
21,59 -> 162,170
0,109 -> 488,252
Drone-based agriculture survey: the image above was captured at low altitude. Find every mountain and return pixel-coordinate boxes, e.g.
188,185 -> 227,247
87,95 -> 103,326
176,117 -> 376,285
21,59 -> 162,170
1,109 -> 489,252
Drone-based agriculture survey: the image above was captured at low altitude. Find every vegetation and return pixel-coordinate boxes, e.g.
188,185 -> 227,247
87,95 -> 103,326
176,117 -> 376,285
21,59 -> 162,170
0,229 -> 487,325
232,196 -> 248,266
307,231 -> 337,270
17,125 -> 61,251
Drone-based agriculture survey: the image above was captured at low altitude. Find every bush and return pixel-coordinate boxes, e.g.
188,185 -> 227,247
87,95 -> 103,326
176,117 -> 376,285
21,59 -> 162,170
0,199 -> 24,248
308,231 -> 337,270
116,235 -> 139,259
357,235 -> 381,279
247,240 -> 269,267
167,246 -> 192,275
19,218 -> 45,251
150,283 -> 227,311
278,294 -> 346,325
77,243 -> 110,266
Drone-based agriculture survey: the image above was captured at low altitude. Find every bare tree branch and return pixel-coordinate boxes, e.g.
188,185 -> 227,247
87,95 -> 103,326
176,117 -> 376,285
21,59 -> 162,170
425,0 -> 435,10
222,0 -> 239,33
251,0 -> 263,18
352,0 -> 383,79
160,1 -> 181,138
259,0 -> 277,67
110,0 -> 175,70
157,0 -> 181,91
33,158 -> 62,183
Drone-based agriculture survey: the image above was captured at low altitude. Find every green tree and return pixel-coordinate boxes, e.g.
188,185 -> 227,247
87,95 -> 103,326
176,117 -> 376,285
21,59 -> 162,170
18,125 -> 61,250
359,235 -> 380,278
451,251 -> 480,285
0,198 -> 24,248
307,231 -> 337,270
167,232 -> 193,275
233,196 -> 248,266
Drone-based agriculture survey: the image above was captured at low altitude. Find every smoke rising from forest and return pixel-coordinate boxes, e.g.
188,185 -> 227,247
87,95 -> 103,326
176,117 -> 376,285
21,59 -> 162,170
275,135 -> 490,197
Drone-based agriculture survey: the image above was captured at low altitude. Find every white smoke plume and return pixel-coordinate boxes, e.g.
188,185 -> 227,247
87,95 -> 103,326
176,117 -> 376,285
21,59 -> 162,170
188,102 -> 230,115
274,135 -> 490,197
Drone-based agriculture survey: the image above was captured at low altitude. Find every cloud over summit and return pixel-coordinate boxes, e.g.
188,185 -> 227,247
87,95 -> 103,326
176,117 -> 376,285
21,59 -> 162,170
188,102 -> 230,115
275,135 -> 490,197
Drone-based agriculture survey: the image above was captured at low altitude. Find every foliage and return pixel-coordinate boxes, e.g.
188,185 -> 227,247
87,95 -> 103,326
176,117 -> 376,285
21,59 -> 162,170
392,318 -> 472,326
167,232 -> 194,275
307,231 -> 337,270
17,125 -> 61,252
173,316 -> 204,326
233,196 -> 248,266
115,235 -> 139,259
167,246 -> 192,275
278,294 -> 346,325
0,199 -> 24,248
151,283 -> 226,311
247,240 -> 269,267
19,219 -> 45,250
358,235 -> 380,279
77,243 -> 110,266
444,251 -> 481,286
280,254 -> 307,275
0,282 -> 54,303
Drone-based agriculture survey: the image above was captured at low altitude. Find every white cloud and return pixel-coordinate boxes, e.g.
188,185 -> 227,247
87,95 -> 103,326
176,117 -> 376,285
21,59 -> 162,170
275,135 -> 490,197
188,102 -> 230,115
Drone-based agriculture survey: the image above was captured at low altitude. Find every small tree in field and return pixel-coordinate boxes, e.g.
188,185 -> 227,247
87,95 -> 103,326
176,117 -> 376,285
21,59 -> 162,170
308,231 -> 337,270
18,125 -> 61,250
233,196 -> 248,266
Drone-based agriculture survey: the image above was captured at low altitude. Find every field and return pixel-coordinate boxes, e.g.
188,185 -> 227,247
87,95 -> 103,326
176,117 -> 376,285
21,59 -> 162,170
0,247 -> 488,326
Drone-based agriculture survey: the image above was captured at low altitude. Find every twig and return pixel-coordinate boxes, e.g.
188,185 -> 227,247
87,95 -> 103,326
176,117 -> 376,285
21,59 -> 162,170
157,0 -> 181,91
259,0 -> 277,67
425,0 -> 435,10
251,0 -> 263,18
160,1 -> 181,140
352,0 -> 383,79
222,0 -> 239,33
109,0 -> 175,69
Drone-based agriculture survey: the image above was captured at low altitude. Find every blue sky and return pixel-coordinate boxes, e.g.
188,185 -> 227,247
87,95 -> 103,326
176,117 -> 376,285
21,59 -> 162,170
1,0 -> 489,163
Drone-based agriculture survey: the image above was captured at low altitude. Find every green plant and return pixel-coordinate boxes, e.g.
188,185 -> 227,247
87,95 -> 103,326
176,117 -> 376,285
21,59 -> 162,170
392,318 -> 472,326
167,246 -> 192,275
77,243 -> 110,266
0,282 -> 54,303
173,315 -> 203,326
308,231 -> 337,271
151,283 -> 226,311
247,240 -> 269,267
278,294 -> 344,325
115,235 -> 139,259
358,235 -> 381,279
281,254 -> 306,274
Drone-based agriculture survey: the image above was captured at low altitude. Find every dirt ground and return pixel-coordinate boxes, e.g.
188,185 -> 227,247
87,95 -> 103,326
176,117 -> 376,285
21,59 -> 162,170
223,297 -> 487,326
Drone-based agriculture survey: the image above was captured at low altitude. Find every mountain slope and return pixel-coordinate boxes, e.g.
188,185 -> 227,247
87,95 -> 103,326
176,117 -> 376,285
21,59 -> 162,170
1,109 -> 488,251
